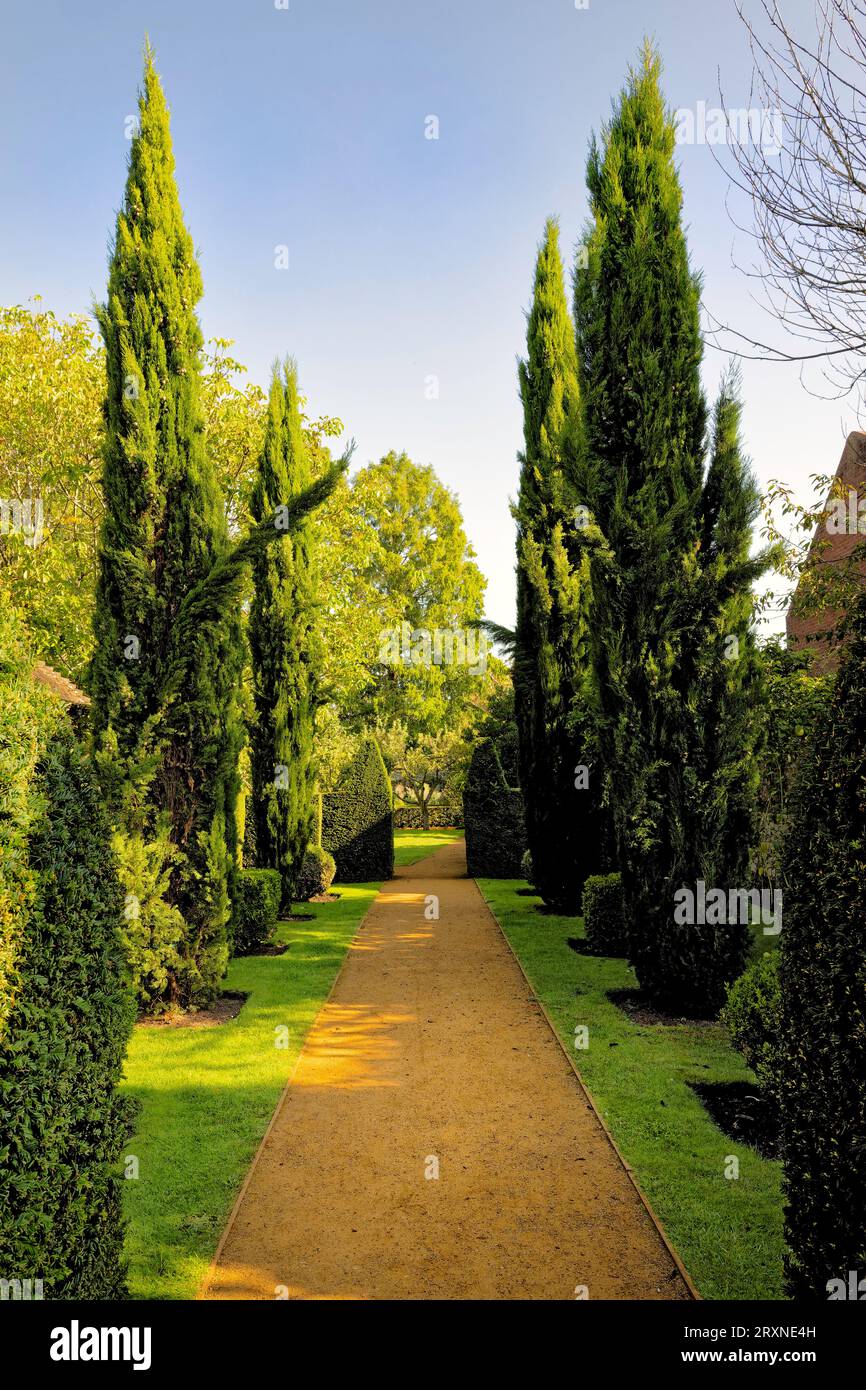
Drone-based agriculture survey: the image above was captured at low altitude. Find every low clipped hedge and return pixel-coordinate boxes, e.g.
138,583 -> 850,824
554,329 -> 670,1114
322,737 -> 393,882
463,738 -> 526,878
0,730 -> 137,1298
233,868 -> 282,955
582,872 -> 626,955
393,802 -> 463,829
722,952 -> 781,1111
293,845 -> 336,901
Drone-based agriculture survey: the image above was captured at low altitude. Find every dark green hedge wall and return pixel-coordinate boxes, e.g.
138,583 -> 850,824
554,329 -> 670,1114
322,737 -> 394,882
0,732 -> 137,1299
463,738 -> 526,878
779,599 -> 866,1298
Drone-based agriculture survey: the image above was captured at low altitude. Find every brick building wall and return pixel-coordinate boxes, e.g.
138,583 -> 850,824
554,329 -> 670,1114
785,432 -> 866,674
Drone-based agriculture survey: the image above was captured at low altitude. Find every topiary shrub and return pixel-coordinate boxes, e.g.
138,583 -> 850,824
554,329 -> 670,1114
722,952 -> 781,1111
293,845 -> 336,901
233,868 -> 282,955
0,730 -> 137,1298
521,848 -> 535,886
322,737 -> 394,882
463,738 -> 526,878
582,872 -> 627,954
778,595 -> 866,1298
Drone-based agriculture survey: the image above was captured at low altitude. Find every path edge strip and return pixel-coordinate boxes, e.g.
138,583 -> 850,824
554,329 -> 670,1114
196,884 -> 382,1300
477,875 -> 702,1302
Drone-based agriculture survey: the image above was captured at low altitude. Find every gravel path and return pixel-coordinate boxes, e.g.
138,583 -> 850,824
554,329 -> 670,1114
201,839 -> 693,1301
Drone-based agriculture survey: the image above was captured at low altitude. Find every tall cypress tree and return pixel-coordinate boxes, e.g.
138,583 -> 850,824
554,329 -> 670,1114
628,377 -> 768,1012
249,361 -> 320,903
90,49 -> 346,1007
513,219 -> 603,912
690,376 -> 768,918
575,47 -> 767,1012
90,47 -> 239,1004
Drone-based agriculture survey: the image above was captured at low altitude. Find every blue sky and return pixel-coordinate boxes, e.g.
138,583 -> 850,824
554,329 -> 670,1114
1,0 -> 851,634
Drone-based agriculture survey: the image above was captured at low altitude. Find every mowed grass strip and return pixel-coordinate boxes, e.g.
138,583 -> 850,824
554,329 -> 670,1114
392,827 -> 464,867
121,885 -> 378,1300
478,878 -> 784,1301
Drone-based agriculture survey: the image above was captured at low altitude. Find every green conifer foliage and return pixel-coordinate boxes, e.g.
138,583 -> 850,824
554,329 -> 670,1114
575,48 -> 768,1012
513,219 -> 603,912
779,594 -> 866,1298
89,47 -> 240,1004
322,738 -> 394,882
249,362 -> 320,904
691,378 -> 768,908
628,380 -> 767,1012
0,729 -> 137,1298
89,50 -> 346,1007
463,737 -> 527,879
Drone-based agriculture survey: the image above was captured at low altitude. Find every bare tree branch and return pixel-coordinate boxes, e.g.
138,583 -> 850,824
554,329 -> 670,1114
706,1 -> 866,411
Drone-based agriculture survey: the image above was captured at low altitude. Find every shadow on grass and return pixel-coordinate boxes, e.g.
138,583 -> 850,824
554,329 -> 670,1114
689,1080 -> 780,1160
477,875 -> 785,1300
121,883 -> 380,1300
607,986 -> 719,1028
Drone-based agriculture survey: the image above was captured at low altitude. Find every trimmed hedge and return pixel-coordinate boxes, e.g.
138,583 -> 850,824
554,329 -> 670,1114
722,952 -> 781,1111
778,596 -> 866,1298
463,738 -> 526,878
582,872 -> 627,955
233,868 -> 281,955
293,845 -> 336,901
322,737 -> 393,882
0,731 -> 137,1298
393,803 -> 463,829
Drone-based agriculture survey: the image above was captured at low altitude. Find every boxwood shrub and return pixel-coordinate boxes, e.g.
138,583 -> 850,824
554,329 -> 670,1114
722,951 -> 781,1111
233,868 -> 282,955
463,738 -> 526,878
293,845 -> 336,901
322,737 -> 393,882
582,872 -> 627,955
0,730 -> 137,1298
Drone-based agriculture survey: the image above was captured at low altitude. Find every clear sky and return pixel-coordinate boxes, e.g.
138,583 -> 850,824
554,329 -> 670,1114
1,0 -> 852,635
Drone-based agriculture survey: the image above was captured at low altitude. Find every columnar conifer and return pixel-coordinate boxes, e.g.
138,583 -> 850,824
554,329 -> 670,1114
575,47 -> 768,1011
90,49 -> 344,1005
514,218 -> 602,912
249,362 -> 320,902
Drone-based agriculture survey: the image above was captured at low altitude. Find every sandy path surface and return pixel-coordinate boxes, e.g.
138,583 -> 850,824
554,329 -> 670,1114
201,840 -> 693,1301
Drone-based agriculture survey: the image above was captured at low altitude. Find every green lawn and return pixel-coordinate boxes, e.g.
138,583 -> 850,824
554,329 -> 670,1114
478,878 -> 785,1301
392,826 -> 464,866
120,884 -> 378,1300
